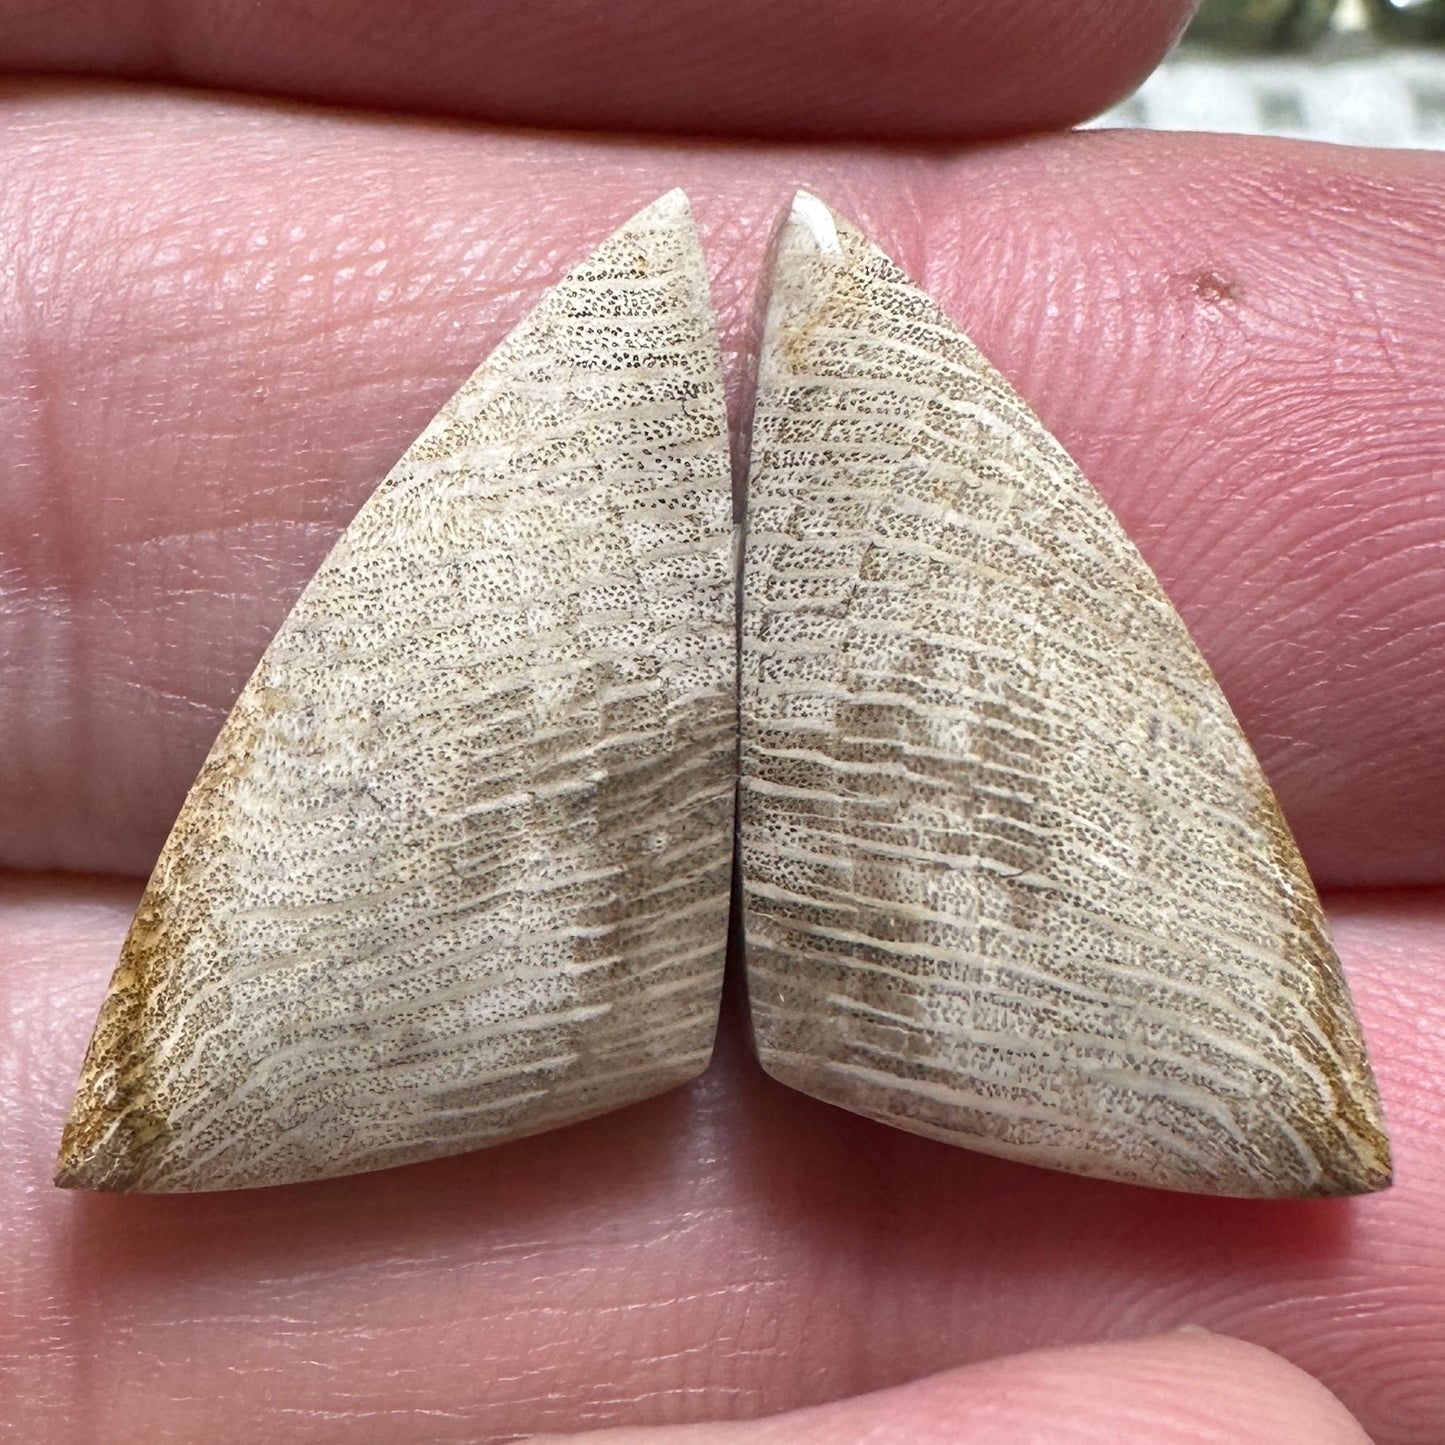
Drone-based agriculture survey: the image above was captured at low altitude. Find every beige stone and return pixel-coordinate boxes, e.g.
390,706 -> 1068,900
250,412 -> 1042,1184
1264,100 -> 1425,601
57,190 -> 736,1192
739,192 -> 1391,1197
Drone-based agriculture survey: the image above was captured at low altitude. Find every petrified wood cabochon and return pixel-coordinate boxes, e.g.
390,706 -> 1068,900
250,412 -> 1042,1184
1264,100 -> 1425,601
58,189 -> 1391,1201
739,194 -> 1390,1199
56,191 -> 736,1192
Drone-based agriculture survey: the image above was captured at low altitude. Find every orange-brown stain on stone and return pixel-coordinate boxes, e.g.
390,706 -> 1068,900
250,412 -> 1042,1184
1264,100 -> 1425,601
54,890 -> 178,1191
1249,776 -> 1392,1196
55,698 -> 265,1191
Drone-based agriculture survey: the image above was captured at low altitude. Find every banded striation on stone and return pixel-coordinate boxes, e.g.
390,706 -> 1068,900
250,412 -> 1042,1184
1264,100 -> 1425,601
739,191 -> 1391,1198
57,190 -> 736,1193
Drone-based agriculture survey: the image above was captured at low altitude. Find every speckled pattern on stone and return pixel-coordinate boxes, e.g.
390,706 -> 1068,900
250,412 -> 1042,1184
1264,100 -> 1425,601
739,192 -> 1391,1198
57,190 -> 736,1193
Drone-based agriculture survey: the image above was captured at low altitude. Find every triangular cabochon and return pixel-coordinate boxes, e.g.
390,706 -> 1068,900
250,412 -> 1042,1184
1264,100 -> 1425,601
58,191 -> 736,1192
740,193 -> 1390,1198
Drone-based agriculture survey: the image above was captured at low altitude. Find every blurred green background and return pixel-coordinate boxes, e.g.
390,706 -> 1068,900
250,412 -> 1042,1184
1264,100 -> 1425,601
1090,0 -> 1445,146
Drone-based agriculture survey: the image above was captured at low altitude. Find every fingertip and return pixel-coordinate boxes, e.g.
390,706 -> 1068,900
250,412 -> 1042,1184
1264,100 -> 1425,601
0,0 -> 1194,140
529,1332 -> 1372,1444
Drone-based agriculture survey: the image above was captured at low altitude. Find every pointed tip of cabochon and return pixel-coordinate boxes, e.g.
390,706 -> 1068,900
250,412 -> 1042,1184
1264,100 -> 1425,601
629,187 -> 694,230
576,191 -> 699,275
597,190 -> 710,295
788,191 -> 843,256
1212,1105 -> 1393,1197
1336,1144 -> 1393,1198
54,1152 -> 128,1194
54,1094 -> 167,1193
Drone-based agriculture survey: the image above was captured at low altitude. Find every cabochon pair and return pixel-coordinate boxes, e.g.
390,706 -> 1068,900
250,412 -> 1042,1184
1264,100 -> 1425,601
56,191 -> 1390,1199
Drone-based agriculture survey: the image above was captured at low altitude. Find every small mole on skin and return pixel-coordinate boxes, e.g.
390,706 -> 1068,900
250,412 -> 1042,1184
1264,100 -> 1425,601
1190,269 -> 1243,307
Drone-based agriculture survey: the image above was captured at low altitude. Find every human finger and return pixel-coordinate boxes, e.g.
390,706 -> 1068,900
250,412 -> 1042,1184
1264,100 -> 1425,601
530,1332 -> 1371,1444
4,879 -> 1441,1443
0,0 -> 1193,140
2,88 -> 1441,883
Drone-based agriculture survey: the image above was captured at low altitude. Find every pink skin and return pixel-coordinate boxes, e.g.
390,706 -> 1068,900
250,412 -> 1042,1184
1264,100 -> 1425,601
1,24 -> 1443,1445
535,1334 -> 1378,1444
6,879 -> 1442,1443
4,108 -> 1442,884
0,0 -> 1193,139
